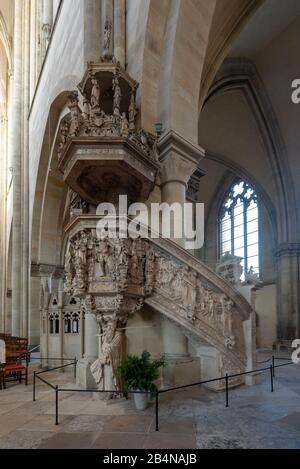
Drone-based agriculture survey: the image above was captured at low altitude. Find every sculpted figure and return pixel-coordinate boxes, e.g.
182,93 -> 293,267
58,121 -> 69,156
96,239 -> 110,277
120,112 -> 129,137
72,232 -> 88,292
82,95 -> 90,121
220,294 -> 234,339
64,248 -> 73,293
128,88 -> 137,131
113,75 -> 122,115
90,316 -> 123,399
181,268 -> 197,307
90,74 -> 101,112
86,235 -> 95,282
103,20 -> 112,52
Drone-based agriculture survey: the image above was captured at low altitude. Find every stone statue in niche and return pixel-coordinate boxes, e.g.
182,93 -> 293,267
129,240 -> 144,286
64,248 -> 73,294
90,73 -> 101,113
86,233 -> 96,283
57,120 -> 70,157
90,315 -> 123,399
96,239 -> 111,277
113,74 -> 122,115
82,95 -> 90,122
68,91 -> 80,136
128,88 -> 137,131
72,231 -> 88,292
145,248 -> 155,294
120,112 -> 129,137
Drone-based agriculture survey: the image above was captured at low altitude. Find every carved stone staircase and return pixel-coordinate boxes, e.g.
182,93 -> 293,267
64,215 -> 255,389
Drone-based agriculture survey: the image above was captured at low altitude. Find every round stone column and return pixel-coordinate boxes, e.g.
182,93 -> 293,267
84,312 -> 99,359
11,0 -> 23,337
157,130 -> 205,386
114,0 -> 126,67
76,311 -> 99,389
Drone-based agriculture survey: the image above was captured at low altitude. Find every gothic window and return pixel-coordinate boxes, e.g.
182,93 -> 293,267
64,313 -> 72,334
72,313 -> 79,333
49,312 -> 60,334
63,312 -> 80,334
219,179 -> 259,279
49,316 -> 54,334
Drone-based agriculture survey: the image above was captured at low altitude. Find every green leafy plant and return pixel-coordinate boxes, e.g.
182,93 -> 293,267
116,351 -> 166,397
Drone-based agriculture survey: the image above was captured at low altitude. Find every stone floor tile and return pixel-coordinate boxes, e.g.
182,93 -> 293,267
37,431 -> 98,449
60,414 -> 107,432
0,414 -> 35,437
143,433 -> 196,449
18,414 -> 72,432
103,415 -> 153,433
0,430 -> 54,449
150,417 -> 195,434
92,432 -> 146,449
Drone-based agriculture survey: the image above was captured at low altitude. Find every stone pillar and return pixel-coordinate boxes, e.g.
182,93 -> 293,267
0,115 -> 8,332
76,311 -> 99,389
161,317 -> 201,387
41,0 -> 53,58
83,0 -> 102,62
157,131 -> 205,386
275,244 -> 300,345
21,0 -> 31,338
114,0 -> 126,67
84,312 -> 99,359
157,130 -> 205,247
162,317 -> 188,358
11,0 -> 23,337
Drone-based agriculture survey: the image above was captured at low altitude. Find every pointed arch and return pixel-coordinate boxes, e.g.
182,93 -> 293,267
203,58 -> 296,244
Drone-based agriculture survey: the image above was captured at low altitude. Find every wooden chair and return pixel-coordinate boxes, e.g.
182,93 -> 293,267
16,337 -> 31,363
0,341 -> 28,389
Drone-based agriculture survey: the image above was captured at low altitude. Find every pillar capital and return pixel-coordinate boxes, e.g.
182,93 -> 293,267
275,243 -> 300,258
157,130 -> 205,186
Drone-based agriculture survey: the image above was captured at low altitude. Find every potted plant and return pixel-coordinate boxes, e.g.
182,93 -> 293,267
116,351 -> 166,410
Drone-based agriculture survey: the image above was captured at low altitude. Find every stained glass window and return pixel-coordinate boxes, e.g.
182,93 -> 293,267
219,179 -> 259,280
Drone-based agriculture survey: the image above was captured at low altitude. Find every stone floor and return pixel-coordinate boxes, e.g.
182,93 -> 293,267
1,356 -> 300,449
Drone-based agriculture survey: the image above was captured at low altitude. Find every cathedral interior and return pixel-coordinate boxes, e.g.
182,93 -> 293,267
0,0 -> 300,450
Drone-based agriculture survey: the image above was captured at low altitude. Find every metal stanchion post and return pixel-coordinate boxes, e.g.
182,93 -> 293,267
155,391 -> 159,431
33,371 -> 36,402
270,365 -> 274,392
55,385 -> 59,425
225,374 -> 229,407
74,357 -> 77,380
272,355 -> 275,378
